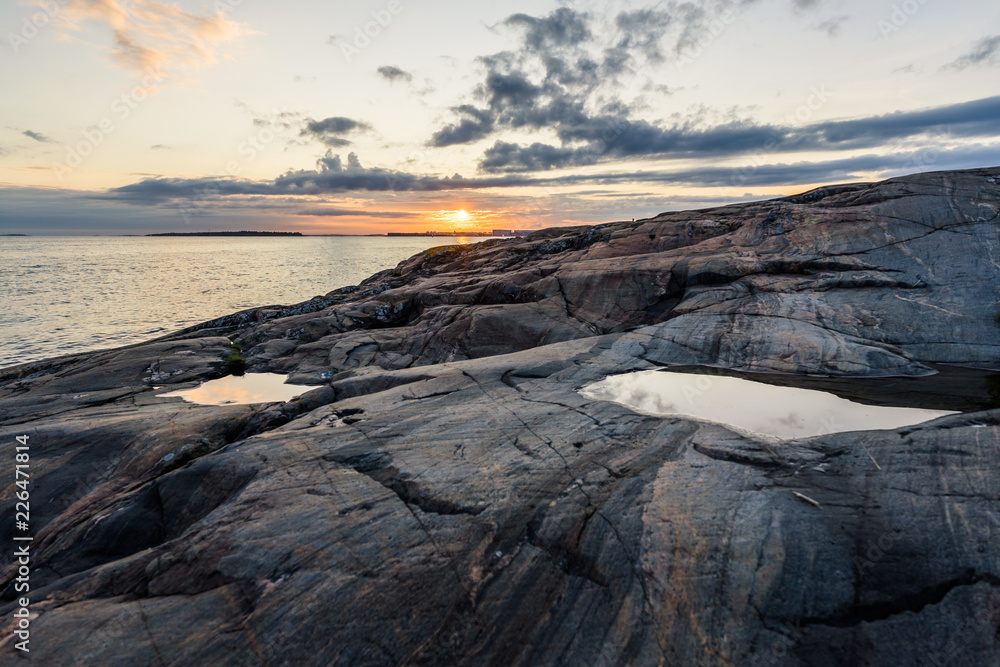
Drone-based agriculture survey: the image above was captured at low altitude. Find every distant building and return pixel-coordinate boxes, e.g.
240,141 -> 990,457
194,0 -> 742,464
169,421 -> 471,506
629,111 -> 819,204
492,229 -> 532,237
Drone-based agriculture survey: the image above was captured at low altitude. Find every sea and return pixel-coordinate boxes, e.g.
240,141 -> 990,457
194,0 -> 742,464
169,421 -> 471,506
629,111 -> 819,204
0,235 -> 479,370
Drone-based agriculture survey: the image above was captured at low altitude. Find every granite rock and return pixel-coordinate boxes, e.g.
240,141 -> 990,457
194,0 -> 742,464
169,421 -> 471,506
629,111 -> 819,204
1,167 -> 999,665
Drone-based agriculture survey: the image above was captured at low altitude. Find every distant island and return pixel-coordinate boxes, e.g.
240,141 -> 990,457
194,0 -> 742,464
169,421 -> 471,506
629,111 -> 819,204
146,231 -> 303,237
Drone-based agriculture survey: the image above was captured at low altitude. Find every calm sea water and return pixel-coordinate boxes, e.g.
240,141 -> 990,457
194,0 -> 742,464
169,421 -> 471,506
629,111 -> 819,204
0,235 -> 476,369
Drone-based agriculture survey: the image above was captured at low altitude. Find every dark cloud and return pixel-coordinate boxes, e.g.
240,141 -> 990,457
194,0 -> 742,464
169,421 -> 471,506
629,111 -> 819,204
608,8 -> 674,63
429,2 -> 865,170
107,152 -> 539,203
501,8 -> 593,50
641,145 -> 1000,187
945,35 -> 1000,71
428,2 -> 789,162
102,142 -> 1000,210
300,117 -> 372,148
263,151 -> 537,192
477,95 -> 1000,173
376,65 -> 413,83
23,130 -> 54,143
481,141 -> 582,172
429,6 -> 677,149
430,105 -> 495,147
151,144 -> 171,150
305,117 -> 368,134
810,95 -> 1000,144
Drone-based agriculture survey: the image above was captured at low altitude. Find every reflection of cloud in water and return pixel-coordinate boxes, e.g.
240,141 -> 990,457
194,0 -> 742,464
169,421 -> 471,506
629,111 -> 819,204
580,371 -> 958,440
775,412 -> 802,428
159,373 -> 307,406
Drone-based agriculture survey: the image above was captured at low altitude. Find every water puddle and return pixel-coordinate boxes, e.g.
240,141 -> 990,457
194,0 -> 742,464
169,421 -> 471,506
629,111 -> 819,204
158,373 -> 307,406
580,369 -> 961,440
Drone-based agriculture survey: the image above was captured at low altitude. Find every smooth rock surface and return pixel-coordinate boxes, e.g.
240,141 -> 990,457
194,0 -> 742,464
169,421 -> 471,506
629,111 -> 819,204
1,167 -> 999,665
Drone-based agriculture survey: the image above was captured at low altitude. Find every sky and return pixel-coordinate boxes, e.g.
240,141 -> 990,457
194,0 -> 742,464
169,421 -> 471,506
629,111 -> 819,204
0,0 -> 998,235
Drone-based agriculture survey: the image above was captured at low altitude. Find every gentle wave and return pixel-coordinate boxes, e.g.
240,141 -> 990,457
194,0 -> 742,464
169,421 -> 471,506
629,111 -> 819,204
0,235 -> 473,369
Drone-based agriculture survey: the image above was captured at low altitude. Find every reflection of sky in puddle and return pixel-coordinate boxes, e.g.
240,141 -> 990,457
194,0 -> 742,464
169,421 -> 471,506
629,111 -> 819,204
580,371 -> 958,439
158,373 -> 307,406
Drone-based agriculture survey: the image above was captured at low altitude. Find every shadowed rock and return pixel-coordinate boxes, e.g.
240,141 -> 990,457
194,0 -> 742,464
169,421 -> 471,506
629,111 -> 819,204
1,167 -> 999,665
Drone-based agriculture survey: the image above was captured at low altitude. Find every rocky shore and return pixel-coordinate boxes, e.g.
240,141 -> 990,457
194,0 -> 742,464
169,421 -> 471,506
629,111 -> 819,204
2,167 -> 999,665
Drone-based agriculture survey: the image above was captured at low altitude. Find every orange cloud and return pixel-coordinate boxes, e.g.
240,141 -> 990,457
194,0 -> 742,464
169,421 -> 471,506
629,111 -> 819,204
46,0 -> 246,74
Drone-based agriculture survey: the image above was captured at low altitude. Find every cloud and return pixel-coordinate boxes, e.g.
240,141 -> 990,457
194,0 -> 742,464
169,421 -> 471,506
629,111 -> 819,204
428,3 -> 778,157
428,2 -> 866,169
53,0 -> 246,74
654,145 -> 1000,187
608,7 -> 674,63
816,16 -> 848,36
23,130 -> 54,143
103,141 -> 1000,210
299,117 -> 373,148
945,35 -> 1000,71
151,144 -> 171,150
429,6 -> 680,149
477,95 -> 1000,173
296,208 -> 418,218
430,105 -> 496,147
233,102 -> 305,133
106,152 -> 541,204
501,7 -> 593,50
376,65 -> 413,83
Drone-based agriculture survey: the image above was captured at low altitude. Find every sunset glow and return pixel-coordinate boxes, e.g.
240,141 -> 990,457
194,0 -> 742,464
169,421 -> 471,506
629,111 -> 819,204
0,1 -> 997,235
419,209 -> 506,231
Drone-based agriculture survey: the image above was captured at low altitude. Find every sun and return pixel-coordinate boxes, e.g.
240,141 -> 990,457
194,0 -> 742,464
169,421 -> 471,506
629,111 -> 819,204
455,209 -> 470,222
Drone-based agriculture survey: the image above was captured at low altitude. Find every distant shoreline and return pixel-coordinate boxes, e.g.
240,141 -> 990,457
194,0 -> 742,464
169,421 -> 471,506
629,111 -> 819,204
146,231 -> 303,237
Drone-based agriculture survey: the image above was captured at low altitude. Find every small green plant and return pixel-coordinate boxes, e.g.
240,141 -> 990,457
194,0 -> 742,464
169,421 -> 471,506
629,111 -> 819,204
995,312 -> 1000,326
224,343 -> 245,375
